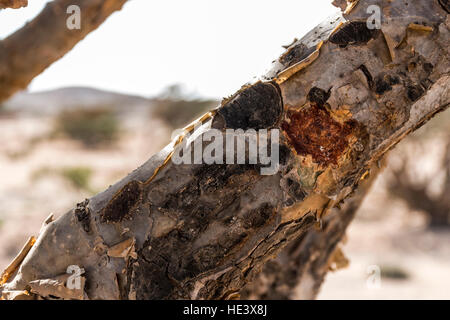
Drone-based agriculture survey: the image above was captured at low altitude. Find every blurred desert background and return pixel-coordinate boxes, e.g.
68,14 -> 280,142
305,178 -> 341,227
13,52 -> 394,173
1,0 -> 449,300
0,86 -> 448,299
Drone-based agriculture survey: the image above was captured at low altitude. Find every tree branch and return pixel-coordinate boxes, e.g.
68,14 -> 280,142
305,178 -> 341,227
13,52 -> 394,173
387,137 -> 450,227
0,0 -> 27,9
0,0 -> 128,102
1,0 -> 449,300
241,162 -> 382,299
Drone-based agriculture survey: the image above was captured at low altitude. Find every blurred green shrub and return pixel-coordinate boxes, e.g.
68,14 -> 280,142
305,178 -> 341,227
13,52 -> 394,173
61,167 -> 93,191
55,108 -> 119,147
153,84 -> 218,129
380,264 -> 409,280
32,166 -> 93,192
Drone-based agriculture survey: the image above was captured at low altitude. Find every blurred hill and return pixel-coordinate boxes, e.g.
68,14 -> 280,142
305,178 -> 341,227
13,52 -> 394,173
1,87 -> 154,116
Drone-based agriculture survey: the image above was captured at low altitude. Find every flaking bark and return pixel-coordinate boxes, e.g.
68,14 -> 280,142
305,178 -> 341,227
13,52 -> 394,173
241,162 -> 382,299
1,0 -> 449,300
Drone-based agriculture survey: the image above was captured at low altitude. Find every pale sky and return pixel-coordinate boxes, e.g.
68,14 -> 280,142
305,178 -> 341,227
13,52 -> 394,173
0,0 -> 338,99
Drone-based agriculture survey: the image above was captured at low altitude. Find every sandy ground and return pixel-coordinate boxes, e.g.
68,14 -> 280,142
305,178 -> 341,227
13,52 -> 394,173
1,112 -> 449,299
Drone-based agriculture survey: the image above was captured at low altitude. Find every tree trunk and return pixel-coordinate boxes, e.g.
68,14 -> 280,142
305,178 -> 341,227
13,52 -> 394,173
1,0 -> 449,300
0,0 -> 128,102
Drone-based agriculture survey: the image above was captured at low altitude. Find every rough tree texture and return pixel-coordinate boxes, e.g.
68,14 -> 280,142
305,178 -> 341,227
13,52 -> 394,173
241,162 -> 382,299
1,0 -> 449,300
0,0 -> 27,9
0,0 -> 128,102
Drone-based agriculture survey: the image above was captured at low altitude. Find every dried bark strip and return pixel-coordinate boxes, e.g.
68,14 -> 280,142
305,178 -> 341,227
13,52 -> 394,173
0,236 -> 36,285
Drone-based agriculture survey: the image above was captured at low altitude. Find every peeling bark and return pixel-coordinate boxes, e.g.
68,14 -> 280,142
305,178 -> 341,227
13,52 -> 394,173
1,0 -> 449,300
241,162 -> 382,300
0,0 -> 128,102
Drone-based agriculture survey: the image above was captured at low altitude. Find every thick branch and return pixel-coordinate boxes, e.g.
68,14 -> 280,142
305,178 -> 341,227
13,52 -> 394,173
1,0 -> 449,300
388,139 -> 450,227
0,0 -> 27,9
0,0 -> 128,102
241,162 -> 382,299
